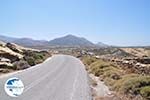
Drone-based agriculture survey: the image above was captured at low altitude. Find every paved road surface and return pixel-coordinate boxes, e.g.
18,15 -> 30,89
0,55 -> 92,100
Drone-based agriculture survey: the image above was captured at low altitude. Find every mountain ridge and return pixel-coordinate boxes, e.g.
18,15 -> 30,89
0,34 -> 107,48
49,34 -> 95,47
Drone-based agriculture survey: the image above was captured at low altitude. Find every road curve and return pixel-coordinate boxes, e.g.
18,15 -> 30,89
0,55 -> 92,100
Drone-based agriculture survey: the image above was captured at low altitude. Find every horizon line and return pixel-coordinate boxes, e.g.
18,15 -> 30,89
0,34 -> 149,47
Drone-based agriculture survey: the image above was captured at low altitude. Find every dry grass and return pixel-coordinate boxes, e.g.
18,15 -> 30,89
82,56 -> 150,100
113,74 -> 150,99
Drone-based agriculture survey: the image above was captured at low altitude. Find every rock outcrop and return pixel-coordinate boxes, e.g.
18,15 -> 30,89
6,43 -> 23,53
0,41 -> 51,74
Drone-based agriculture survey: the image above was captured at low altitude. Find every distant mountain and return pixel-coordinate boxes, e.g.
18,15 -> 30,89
96,42 -> 109,48
49,35 -> 95,47
0,35 -> 17,42
0,35 -> 49,47
0,34 -> 106,48
13,38 -> 49,47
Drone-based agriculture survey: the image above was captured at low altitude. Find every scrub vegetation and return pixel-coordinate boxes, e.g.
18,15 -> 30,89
82,56 -> 150,100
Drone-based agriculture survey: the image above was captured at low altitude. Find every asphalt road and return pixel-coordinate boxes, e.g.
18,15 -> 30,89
0,55 -> 92,100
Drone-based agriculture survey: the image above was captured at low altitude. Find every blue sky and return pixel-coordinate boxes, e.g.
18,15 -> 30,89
0,0 -> 149,46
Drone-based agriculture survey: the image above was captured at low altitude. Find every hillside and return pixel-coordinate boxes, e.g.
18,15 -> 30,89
0,41 -> 51,74
49,35 -> 95,47
121,48 -> 150,57
0,35 -> 17,43
13,38 -> 49,47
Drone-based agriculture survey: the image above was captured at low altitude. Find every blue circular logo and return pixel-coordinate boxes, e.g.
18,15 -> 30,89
4,77 -> 24,97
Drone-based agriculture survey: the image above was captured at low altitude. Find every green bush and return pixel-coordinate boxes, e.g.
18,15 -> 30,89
113,74 -> 150,99
2,65 -> 17,70
103,67 -> 121,80
104,77 -> 116,86
89,60 -> 122,78
89,60 -> 110,76
140,86 -> 150,99
25,57 -> 35,66
82,56 -> 97,66
33,53 -> 44,60
113,74 -> 139,91
23,51 -> 47,66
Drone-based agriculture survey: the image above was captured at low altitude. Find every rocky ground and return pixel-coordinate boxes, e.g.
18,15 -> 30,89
79,47 -> 150,100
0,41 -> 51,75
